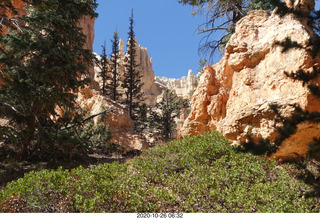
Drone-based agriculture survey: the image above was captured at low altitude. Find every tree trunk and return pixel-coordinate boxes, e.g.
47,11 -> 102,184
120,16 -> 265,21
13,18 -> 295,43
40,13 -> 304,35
16,115 -> 36,160
232,1 -> 243,33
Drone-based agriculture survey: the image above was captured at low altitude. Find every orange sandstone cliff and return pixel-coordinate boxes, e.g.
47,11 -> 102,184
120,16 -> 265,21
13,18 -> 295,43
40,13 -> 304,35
181,2 -> 320,160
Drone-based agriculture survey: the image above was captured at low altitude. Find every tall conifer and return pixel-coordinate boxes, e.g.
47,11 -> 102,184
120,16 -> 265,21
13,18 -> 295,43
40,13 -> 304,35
99,40 -> 108,95
0,0 -> 97,159
122,9 -> 144,123
109,29 -> 120,101
149,89 -> 188,141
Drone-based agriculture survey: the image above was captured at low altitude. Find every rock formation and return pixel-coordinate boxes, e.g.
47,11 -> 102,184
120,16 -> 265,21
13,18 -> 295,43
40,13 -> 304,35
155,70 -> 197,99
131,39 -> 161,105
77,88 -> 149,152
181,2 -> 320,160
78,16 -> 96,88
94,38 -> 161,105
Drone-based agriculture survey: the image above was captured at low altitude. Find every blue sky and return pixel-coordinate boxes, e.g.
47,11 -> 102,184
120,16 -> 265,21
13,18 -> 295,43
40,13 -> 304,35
93,0 -> 219,79
93,0 -> 320,79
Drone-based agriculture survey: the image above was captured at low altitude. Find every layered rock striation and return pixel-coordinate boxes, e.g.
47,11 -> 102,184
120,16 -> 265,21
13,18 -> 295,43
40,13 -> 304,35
181,4 -> 320,159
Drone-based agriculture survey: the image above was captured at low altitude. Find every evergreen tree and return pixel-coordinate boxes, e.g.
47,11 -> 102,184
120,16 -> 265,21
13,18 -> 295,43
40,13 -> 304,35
178,0 -> 274,58
149,89 -> 188,141
122,9 -> 144,124
98,40 -> 109,95
109,29 -> 120,101
0,0 -> 97,159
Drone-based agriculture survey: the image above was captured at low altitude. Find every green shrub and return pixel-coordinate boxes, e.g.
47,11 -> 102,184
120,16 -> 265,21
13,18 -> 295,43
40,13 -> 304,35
0,132 -> 319,212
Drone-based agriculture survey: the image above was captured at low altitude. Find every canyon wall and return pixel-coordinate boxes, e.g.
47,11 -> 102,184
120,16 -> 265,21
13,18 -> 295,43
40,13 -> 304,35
155,69 -> 197,99
130,39 -> 161,105
181,4 -> 320,159
94,38 -> 199,104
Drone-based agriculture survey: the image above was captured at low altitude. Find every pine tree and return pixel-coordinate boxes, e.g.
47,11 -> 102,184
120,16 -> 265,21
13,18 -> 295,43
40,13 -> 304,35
0,0 -> 97,159
109,29 -> 120,101
149,89 -> 188,141
98,40 -> 109,95
122,9 -> 144,124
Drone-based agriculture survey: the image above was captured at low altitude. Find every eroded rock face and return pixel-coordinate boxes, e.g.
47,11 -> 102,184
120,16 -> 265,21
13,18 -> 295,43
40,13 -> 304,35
181,7 -> 320,159
134,40 -> 161,105
155,70 -> 197,99
77,88 -> 149,152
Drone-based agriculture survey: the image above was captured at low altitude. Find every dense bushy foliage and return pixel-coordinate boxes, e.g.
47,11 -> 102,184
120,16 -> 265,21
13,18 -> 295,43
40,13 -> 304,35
1,132 -> 319,212
0,0 -> 98,160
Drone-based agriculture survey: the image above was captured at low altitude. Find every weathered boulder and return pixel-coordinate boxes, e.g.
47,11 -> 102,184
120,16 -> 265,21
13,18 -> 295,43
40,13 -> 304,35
181,5 -> 320,159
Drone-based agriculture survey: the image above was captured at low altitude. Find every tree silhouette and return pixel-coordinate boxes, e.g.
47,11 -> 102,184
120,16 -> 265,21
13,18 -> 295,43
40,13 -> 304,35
109,30 -> 120,101
122,9 -> 145,125
97,40 -> 109,95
